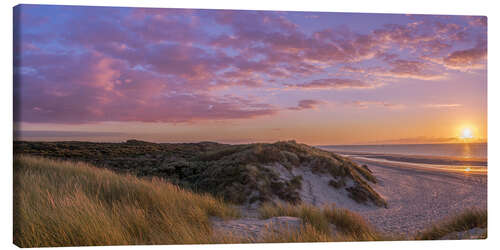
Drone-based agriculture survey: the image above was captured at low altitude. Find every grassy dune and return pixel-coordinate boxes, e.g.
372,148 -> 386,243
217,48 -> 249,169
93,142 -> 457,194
258,202 -> 380,241
13,155 -> 240,247
15,140 -> 386,207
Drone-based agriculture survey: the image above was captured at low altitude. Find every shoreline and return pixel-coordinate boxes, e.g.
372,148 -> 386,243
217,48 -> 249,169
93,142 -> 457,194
318,148 -> 487,166
351,156 -> 487,174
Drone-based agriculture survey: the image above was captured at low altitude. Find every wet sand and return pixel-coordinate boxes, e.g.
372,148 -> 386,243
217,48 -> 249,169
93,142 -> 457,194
333,151 -> 487,167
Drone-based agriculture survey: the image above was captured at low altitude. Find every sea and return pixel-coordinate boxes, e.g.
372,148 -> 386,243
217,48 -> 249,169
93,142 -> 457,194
319,143 -> 487,171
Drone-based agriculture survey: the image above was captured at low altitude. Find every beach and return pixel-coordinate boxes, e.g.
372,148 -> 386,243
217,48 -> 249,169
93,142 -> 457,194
350,157 -> 487,236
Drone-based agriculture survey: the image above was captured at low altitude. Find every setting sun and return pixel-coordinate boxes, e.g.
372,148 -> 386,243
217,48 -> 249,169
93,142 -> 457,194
460,127 -> 474,139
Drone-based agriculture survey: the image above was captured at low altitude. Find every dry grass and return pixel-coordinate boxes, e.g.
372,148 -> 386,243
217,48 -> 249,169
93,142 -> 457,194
417,209 -> 487,240
260,223 -> 335,242
258,202 -> 380,241
322,205 -> 379,241
13,155 -> 240,247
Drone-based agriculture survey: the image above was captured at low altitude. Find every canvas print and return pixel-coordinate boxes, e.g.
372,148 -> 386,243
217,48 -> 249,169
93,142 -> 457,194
13,4 -> 487,247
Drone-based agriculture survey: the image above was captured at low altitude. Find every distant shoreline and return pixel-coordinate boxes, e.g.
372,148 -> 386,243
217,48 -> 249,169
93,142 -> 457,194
324,150 -> 487,166
319,143 -> 487,160
318,142 -> 487,147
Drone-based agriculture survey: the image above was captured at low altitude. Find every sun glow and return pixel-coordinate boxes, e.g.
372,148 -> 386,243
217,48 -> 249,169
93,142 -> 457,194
460,127 -> 474,139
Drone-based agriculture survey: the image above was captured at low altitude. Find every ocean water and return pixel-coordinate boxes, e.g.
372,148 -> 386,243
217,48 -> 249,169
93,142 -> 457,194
319,143 -> 487,171
319,143 -> 487,159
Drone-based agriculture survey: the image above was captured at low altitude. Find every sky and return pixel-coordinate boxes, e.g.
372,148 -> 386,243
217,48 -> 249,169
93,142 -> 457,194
13,4 -> 487,145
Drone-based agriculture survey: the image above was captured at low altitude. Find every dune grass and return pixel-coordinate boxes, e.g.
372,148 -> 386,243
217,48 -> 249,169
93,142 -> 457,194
417,209 -> 487,240
258,202 -> 380,241
322,205 -> 380,240
260,223 -> 335,242
13,155 -> 241,247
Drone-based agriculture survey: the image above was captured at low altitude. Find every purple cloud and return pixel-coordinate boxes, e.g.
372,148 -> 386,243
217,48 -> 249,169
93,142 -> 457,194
288,99 -> 324,110
443,47 -> 487,70
287,78 -> 382,90
347,101 -> 405,109
13,6 -> 486,125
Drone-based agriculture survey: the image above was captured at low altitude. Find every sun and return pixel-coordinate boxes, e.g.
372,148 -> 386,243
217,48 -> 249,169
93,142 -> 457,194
460,127 -> 474,139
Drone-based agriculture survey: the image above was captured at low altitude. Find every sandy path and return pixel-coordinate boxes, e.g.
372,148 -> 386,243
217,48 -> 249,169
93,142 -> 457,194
350,157 -> 487,237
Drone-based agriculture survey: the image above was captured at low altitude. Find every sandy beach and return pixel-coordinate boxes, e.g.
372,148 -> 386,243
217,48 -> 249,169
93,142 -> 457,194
350,157 -> 487,236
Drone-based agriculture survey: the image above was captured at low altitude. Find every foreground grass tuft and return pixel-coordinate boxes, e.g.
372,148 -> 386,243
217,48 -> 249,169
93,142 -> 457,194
258,202 -> 380,241
417,209 -> 487,240
322,205 -> 379,240
260,223 -> 335,242
13,155 -> 240,247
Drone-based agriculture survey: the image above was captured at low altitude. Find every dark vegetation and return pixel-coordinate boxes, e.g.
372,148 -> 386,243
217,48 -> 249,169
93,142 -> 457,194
14,140 -> 386,207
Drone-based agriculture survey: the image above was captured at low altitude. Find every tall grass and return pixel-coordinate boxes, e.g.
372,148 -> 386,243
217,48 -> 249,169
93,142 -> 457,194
322,205 -> 379,241
260,223 -> 335,242
13,155 -> 240,247
258,202 -> 380,241
417,209 -> 487,240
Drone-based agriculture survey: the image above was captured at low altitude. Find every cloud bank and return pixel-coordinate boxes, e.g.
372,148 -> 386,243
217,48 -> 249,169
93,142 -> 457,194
14,6 -> 486,124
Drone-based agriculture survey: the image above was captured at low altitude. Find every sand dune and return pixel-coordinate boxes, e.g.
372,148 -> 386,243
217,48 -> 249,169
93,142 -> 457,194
213,157 -> 486,239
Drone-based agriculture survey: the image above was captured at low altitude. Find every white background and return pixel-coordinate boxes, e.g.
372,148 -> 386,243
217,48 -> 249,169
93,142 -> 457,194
1,0 -> 497,249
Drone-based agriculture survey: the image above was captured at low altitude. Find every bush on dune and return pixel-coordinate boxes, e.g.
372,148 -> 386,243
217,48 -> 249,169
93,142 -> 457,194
13,155 -> 240,247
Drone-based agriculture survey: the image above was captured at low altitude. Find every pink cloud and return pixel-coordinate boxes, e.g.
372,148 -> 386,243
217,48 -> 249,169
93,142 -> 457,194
347,101 -> 405,109
288,99 -> 324,110
385,59 -> 444,80
57,10 -> 483,87
286,78 -> 382,90
14,51 -> 278,123
343,59 -> 444,80
467,16 -> 487,27
443,47 -> 487,70
14,8 -> 486,125
423,103 -> 463,108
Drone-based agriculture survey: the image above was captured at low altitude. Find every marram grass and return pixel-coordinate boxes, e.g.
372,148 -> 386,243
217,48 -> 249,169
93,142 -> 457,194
258,202 -> 381,241
13,155 -> 240,247
416,209 -> 487,240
